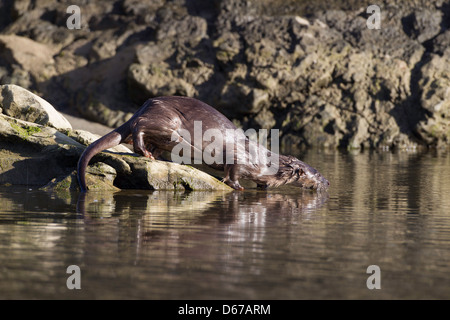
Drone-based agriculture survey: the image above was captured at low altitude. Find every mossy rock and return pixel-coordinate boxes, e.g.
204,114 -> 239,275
41,162 -> 120,191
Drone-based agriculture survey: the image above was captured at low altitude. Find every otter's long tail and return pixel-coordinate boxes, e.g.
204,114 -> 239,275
77,131 -> 123,192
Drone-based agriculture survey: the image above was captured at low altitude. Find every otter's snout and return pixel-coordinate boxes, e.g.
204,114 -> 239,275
301,170 -> 330,191
290,159 -> 330,191
314,172 -> 330,191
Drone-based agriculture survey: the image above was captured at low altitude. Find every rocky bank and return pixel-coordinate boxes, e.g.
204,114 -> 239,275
0,84 -> 232,190
0,0 -> 449,150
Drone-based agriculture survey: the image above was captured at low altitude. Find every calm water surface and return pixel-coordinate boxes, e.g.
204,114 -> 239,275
0,150 -> 449,299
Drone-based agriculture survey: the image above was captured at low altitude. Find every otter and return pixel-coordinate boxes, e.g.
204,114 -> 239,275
77,96 -> 329,192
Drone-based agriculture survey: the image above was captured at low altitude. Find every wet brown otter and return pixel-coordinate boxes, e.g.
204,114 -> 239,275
77,96 -> 329,192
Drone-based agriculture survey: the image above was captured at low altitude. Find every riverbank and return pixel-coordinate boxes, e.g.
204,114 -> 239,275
0,0 -> 449,149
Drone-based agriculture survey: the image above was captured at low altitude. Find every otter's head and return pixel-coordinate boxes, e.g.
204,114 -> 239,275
274,155 -> 330,191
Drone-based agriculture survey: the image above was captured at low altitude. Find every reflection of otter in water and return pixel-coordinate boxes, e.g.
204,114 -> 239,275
77,96 -> 329,192
76,189 -> 328,229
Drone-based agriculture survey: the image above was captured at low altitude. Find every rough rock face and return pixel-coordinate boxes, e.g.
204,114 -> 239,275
415,51 -> 450,147
0,0 -> 449,150
0,85 -> 232,191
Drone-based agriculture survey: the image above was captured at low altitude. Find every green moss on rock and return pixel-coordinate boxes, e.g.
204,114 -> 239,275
9,122 -> 42,140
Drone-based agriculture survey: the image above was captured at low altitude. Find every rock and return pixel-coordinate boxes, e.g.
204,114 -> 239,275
430,29 -> 450,55
57,43 -> 140,128
295,16 -> 310,27
156,15 -> 208,46
11,0 -> 32,19
127,61 -> 197,101
113,157 -> 232,191
89,32 -> 118,62
220,83 -> 269,115
253,107 -> 276,129
67,129 -> 132,153
406,9 -> 443,43
0,84 -> 72,131
41,162 -> 120,192
0,65 -> 31,89
213,32 -> 241,65
122,0 -> 164,24
0,115 -> 83,187
415,52 -> 450,146
0,35 -> 56,83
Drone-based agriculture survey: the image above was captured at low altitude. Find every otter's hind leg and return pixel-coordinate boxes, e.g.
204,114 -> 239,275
131,116 -> 178,160
131,119 -> 165,160
132,130 -> 155,159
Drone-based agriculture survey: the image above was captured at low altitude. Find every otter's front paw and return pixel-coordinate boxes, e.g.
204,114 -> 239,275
231,182 -> 244,191
222,178 -> 244,191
